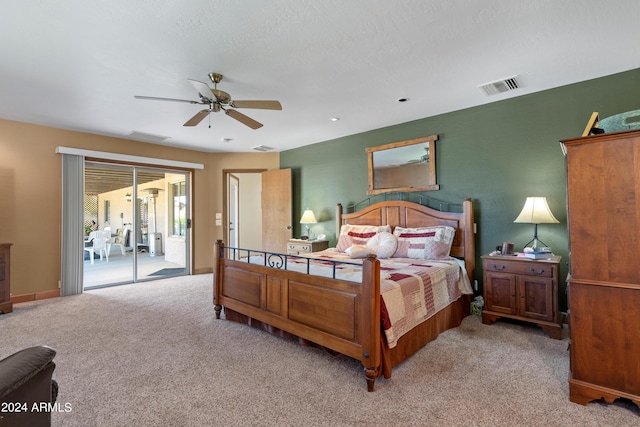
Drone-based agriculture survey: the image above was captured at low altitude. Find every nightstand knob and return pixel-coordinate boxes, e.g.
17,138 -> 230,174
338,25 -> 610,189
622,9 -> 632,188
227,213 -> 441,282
530,268 -> 545,275
492,264 -> 506,271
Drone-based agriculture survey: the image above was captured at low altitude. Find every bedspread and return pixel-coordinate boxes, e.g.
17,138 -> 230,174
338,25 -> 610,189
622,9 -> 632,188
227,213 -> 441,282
237,249 -> 473,348
377,258 -> 472,347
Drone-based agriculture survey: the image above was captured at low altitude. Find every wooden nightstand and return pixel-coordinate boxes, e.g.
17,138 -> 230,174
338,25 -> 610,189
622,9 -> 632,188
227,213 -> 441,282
286,239 -> 329,255
481,254 -> 561,339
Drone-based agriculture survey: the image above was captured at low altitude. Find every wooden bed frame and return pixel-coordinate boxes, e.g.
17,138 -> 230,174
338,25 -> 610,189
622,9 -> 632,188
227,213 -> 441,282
213,199 -> 475,391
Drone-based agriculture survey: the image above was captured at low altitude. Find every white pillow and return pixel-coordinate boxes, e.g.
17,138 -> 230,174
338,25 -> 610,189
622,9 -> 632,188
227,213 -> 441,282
336,224 -> 391,252
366,232 -> 398,259
345,245 -> 374,259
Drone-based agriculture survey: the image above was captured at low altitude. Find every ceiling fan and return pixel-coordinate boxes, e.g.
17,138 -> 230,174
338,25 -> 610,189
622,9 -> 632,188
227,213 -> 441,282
134,72 -> 282,129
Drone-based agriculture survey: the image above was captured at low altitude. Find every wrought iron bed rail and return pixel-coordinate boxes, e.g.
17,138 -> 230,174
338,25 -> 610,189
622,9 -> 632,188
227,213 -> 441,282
219,245 -> 364,281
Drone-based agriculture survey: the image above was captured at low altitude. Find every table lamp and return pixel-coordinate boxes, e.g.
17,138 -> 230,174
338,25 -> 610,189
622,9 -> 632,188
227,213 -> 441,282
513,197 -> 559,250
299,209 -> 317,240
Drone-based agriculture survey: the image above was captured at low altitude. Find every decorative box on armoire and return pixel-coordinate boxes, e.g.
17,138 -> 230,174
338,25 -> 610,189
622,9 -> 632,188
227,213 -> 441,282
562,129 -> 640,407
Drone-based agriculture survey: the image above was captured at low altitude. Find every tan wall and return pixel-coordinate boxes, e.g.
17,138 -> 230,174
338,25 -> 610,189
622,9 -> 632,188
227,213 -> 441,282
0,119 -> 279,297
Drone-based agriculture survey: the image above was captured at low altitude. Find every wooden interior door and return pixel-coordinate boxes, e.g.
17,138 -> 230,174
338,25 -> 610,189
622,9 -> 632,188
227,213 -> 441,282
261,168 -> 292,253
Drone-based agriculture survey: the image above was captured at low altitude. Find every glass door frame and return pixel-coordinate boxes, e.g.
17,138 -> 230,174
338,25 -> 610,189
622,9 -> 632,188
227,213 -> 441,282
82,161 -> 192,289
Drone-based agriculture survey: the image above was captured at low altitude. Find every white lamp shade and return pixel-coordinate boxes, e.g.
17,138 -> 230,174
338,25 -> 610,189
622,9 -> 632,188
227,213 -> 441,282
514,197 -> 559,224
299,209 -> 317,224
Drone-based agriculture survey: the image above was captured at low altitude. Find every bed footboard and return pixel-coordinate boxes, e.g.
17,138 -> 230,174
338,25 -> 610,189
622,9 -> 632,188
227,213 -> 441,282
213,240 -> 382,391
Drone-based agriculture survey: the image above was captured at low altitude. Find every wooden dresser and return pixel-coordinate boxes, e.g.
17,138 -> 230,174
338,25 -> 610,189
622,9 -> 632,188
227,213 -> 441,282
0,243 -> 13,314
562,129 -> 640,407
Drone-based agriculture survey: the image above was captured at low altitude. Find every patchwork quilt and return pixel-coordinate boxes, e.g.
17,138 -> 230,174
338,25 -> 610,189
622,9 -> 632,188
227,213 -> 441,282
240,249 -> 473,348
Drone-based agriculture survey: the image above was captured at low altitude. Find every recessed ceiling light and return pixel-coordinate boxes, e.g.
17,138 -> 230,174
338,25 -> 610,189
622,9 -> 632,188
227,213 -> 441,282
330,117 -> 340,122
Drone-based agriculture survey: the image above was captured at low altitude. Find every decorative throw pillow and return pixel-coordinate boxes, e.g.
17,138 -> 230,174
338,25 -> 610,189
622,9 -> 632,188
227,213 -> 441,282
345,245 -> 374,259
366,232 -> 398,259
336,224 -> 391,252
393,226 -> 455,259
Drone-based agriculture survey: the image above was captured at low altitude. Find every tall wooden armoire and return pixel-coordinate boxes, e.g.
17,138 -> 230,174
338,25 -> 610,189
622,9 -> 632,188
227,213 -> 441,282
562,129 -> 640,407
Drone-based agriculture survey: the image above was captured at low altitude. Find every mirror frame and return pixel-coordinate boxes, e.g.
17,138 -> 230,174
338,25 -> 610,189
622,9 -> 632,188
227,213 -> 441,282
366,135 -> 439,195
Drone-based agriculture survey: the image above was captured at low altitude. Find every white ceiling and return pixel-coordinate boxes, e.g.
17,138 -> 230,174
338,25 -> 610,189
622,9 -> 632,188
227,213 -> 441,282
1,1 -> 639,153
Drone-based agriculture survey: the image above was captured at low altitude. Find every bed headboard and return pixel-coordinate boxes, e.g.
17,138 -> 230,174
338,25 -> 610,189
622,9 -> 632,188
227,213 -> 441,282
336,199 -> 475,282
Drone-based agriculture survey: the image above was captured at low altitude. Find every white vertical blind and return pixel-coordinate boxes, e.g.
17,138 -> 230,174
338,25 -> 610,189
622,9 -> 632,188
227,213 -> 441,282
61,154 -> 84,296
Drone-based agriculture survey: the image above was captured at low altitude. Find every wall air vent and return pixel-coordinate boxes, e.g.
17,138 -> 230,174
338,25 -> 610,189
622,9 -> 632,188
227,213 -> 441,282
252,145 -> 275,152
478,76 -> 520,96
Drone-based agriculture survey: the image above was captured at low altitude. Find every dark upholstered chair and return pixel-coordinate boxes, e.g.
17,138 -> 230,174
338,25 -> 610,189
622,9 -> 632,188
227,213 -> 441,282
0,346 -> 58,427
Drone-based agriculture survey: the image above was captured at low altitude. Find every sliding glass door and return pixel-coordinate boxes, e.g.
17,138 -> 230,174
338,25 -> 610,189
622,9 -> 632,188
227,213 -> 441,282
83,162 -> 190,289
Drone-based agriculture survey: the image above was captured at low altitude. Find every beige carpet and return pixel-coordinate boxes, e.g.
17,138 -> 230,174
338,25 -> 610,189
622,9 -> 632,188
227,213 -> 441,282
1,274 -> 638,426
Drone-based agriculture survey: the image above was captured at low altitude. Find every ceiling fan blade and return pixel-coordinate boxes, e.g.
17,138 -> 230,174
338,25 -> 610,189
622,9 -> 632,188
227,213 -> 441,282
231,100 -> 282,110
183,110 -> 210,127
225,109 -> 263,129
187,79 -> 215,101
134,95 -> 201,104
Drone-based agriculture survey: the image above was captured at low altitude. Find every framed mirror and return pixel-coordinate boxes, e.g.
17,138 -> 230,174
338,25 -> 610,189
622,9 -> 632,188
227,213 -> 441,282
366,135 -> 439,195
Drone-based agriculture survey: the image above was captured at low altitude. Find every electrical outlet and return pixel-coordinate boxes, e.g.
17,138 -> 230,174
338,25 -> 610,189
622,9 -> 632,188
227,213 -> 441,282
474,279 -> 478,291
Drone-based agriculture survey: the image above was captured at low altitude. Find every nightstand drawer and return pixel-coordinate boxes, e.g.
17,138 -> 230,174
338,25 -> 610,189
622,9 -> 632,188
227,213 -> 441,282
484,259 -> 553,278
287,240 -> 329,255
288,243 -> 311,253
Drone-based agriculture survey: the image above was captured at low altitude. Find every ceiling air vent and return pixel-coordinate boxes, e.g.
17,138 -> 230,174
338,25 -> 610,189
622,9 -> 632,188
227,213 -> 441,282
252,145 -> 275,152
478,76 -> 520,96
128,131 -> 171,143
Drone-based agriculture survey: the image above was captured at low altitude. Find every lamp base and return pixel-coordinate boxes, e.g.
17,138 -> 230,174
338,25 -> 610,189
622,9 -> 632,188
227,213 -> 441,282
523,237 -> 551,252
522,223 -> 552,251
303,225 -> 316,241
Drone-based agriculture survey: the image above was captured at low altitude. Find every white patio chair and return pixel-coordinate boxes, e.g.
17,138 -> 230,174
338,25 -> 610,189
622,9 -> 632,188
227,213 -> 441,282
108,227 -> 126,256
84,230 -> 109,264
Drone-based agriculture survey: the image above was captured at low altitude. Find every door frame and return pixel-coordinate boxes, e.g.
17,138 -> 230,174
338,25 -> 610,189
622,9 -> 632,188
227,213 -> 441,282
222,169 -> 266,247
82,161 -> 193,288
227,173 -> 239,248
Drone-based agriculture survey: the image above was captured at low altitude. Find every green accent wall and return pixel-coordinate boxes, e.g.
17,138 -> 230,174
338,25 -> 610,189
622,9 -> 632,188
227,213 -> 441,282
280,68 -> 640,311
